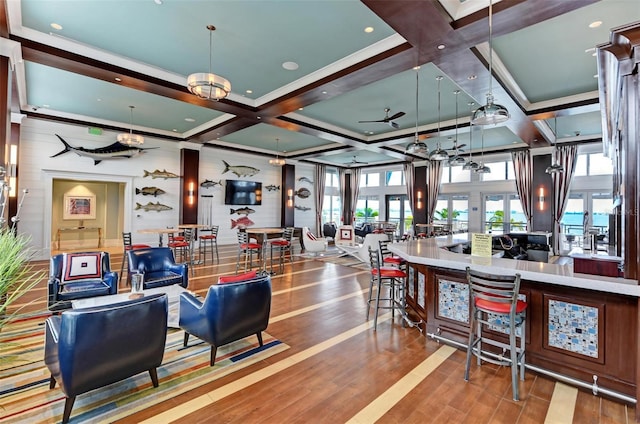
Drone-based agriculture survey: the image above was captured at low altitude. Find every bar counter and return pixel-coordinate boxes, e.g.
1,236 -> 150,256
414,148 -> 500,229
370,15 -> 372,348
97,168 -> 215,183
388,234 -> 640,406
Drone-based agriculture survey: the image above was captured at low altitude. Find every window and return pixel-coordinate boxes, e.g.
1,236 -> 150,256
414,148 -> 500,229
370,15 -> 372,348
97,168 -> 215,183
441,165 -> 471,184
322,195 -> 341,225
481,161 -> 515,181
385,170 -> 404,186
483,193 -> 525,234
355,195 -> 379,223
573,152 -> 613,176
360,172 -> 380,188
325,171 -> 339,188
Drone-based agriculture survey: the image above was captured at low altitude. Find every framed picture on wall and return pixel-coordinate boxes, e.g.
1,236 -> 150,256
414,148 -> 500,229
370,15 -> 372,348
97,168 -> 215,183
63,194 -> 96,220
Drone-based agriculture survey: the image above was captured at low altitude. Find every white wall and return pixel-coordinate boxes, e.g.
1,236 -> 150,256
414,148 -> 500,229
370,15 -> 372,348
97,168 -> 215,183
18,118 -> 309,259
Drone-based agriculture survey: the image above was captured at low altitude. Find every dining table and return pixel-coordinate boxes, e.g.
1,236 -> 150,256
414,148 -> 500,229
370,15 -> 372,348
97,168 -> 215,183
137,228 -> 181,247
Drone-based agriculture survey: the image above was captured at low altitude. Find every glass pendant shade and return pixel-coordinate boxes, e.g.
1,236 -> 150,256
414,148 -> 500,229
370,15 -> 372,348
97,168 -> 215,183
187,25 -> 231,101
475,164 -> 491,174
449,155 -> 466,166
117,105 -> 144,146
270,138 -> 285,167
406,138 -> 429,155
463,160 -> 479,170
429,147 -> 449,161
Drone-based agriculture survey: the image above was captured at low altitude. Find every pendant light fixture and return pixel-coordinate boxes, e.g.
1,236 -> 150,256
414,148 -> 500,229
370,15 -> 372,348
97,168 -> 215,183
187,25 -> 231,101
117,106 -> 144,146
546,116 -> 564,174
429,76 -> 449,161
405,66 -> 429,156
463,102 -> 480,171
449,90 -> 466,166
269,138 -> 286,166
475,126 -> 491,174
470,0 -> 510,126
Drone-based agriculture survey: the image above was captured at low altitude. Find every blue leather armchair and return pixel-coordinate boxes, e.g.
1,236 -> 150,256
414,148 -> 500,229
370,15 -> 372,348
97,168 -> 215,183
179,273 -> 272,366
47,251 -> 118,310
44,293 -> 168,424
127,247 -> 188,290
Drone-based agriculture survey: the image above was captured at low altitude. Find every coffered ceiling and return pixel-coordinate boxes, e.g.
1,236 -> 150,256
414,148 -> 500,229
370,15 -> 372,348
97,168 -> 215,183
4,0 -> 639,168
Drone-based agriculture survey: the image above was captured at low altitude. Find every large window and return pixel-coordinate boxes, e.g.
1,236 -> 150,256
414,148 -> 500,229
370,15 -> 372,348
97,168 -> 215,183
322,170 -> 341,224
574,152 -> 614,176
481,160 -> 515,181
440,165 -> 471,184
385,170 -> 404,186
355,195 -> 379,223
360,172 -> 380,188
434,194 -> 469,233
483,193 -> 525,234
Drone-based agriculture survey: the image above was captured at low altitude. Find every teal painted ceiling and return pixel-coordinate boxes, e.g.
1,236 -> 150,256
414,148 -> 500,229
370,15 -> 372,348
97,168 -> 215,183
8,0 -> 639,168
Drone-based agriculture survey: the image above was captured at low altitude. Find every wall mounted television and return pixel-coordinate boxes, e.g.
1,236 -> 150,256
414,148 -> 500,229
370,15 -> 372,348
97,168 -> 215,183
224,180 -> 262,205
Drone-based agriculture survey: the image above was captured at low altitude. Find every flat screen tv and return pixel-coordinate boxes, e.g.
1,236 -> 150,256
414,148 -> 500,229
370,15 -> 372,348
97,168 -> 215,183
224,180 -> 262,205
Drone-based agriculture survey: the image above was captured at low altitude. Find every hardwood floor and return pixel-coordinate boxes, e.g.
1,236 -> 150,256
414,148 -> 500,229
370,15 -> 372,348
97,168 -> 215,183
12,243 -> 636,423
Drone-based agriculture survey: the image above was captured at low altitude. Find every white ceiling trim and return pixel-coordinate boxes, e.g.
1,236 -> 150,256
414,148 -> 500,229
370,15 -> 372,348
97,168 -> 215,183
283,112 -> 367,142
474,42 -> 526,107
182,113 -> 237,140
438,0 -> 502,20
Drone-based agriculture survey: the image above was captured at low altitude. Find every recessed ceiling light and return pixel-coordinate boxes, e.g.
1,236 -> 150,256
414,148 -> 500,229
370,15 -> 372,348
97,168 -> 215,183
246,89 -> 253,94
437,44 -> 445,50
589,20 -> 602,29
43,104 -> 50,108
298,107 -> 304,110
364,26 -> 374,33
413,66 -> 420,70
154,0 -> 163,4
594,74 -> 599,78
50,23 -> 63,30
321,90 -> 327,94
184,118 -> 196,122
114,77 -> 122,82
97,98 -> 102,102
468,75 -> 477,80
257,116 -> 261,119
282,61 -> 299,71
585,47 -> 596,53
172,128 -> 177,132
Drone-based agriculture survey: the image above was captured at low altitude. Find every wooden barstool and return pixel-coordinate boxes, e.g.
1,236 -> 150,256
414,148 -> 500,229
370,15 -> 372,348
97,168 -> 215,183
464,267 -> 527,401
269,227 -> 294,274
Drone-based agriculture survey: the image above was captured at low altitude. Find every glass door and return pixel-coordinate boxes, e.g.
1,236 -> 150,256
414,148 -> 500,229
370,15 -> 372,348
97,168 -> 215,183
385,194 -> 411,237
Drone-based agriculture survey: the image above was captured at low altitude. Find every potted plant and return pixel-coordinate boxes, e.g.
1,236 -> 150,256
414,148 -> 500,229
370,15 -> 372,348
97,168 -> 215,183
0,227 -> 46,333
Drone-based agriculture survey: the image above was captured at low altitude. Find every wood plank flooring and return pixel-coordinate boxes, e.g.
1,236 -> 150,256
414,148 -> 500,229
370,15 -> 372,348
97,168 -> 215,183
10,243 -> 637,423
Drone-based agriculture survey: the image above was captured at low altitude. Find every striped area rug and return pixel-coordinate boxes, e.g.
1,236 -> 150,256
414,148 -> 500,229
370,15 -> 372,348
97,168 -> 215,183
0,313 -> 288,423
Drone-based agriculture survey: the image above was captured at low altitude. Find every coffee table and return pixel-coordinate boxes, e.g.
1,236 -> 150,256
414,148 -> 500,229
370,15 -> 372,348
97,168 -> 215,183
71,284 -> 189,327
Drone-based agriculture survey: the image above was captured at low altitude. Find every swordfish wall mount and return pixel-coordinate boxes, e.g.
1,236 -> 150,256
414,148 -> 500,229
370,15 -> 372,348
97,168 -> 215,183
50,134 -> 155,165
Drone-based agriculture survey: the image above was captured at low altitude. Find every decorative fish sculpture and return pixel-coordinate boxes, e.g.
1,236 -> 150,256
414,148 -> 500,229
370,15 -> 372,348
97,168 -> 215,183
200,179 -> 223,188
135,187 -> 166,197
230,207 -> 255,216
295,205 -> 311,211
135,201 -> 172,212
298,177 -> 313,184
51,134 -> 153,165
295,188 -> 311,199
222,160 -> 260,177
265,185 -> 280,192
231,216 -> 255,229
143,169 -> 179,179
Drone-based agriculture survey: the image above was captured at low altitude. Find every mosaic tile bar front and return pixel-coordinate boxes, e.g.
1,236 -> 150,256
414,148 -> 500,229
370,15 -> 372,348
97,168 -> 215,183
548,299 -> 599,358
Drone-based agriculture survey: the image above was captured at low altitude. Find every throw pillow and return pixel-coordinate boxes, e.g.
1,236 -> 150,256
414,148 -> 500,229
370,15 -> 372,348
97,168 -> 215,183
218,270 -> 258,284
307,231 -> 317,241
61,252 -> 103,284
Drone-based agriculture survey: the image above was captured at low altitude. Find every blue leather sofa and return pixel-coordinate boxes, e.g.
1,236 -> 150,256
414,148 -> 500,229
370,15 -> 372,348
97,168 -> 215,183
127,247 -> 188,290
354,222 -> 374,238
44,293 -> 168,424
179,273 -> 272,365
47,251 -> 118,310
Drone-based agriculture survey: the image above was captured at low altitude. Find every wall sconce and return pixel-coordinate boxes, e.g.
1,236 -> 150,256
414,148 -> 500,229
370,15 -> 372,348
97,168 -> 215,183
255,189 -> 262,203
188,181 -> 195,206
416,190 -> 423,210
287,188 -> 293,208
8,145 -> 17,198
538,187 -> 545,210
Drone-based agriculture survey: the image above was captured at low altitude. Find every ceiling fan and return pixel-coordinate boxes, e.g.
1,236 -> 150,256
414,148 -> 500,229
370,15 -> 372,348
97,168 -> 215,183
358,107 -> 405,129
346,155 -> 369,166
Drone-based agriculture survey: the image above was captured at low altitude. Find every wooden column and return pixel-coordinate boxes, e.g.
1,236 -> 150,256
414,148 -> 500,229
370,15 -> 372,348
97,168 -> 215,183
413,165 -> 427,226
179,149 -> 199,224
281,164 -> 295,228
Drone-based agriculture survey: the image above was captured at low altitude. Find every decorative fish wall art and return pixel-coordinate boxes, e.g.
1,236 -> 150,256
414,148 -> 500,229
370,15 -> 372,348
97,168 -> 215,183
298,177 -> 313,184
200,179 -> 223,188
135,187 -> 166,197
222,160 -> 260,177
265,185 -> 280,192
295,188 -> 311,199
135,202 -> 173,212
230,207 -> 255,216
295,205 -> 311,211
143,169 -> 179,179
51,134 -> 154,165
231,216 -> 255,229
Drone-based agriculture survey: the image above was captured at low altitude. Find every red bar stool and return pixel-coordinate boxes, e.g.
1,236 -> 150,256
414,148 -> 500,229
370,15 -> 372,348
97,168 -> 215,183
198,225 -> 219,264
378,239 -> 406,269
236,230 -> 261,274
366,246 -> 407,330
269,227 -> 294,274
168,231 -> 190,263
120,232 -> 150,284
464,267 -> 527,401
